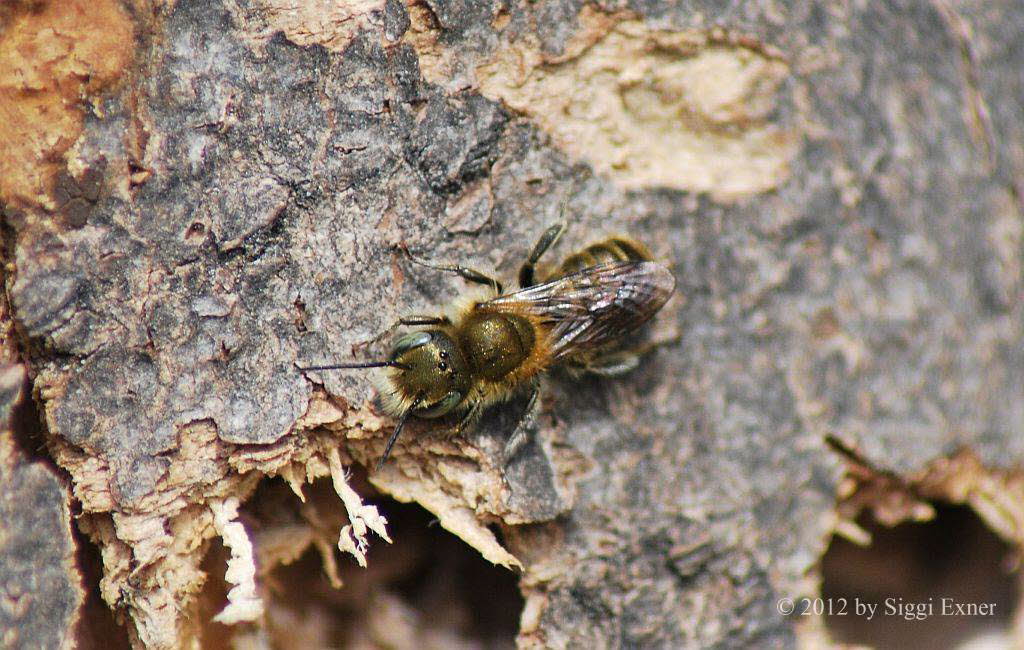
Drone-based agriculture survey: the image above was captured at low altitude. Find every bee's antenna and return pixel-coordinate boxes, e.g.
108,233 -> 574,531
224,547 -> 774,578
297,361 -> 412,371
376,392 -> 423,471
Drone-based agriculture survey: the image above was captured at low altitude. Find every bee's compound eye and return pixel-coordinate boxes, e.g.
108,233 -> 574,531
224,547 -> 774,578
391,331 -> 433,356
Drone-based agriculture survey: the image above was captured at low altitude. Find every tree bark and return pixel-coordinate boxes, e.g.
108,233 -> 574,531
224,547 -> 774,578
2,0 -> 1023,647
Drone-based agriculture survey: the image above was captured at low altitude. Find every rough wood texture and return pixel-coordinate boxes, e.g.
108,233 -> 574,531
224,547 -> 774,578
0,364 -> 82,650
2,0 -> 1023,647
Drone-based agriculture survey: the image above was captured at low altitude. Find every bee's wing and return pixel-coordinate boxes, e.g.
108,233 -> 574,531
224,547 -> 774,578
484,261 -> 676,359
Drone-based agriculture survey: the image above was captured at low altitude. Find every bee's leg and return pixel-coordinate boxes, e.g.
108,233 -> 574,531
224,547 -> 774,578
503,381 -> 540,462
582,335 -> 681,376
580,350 -> 642,377
452,401 -> 483,437
403,250 -> 503,294
519,222 -> 566,288
399,315 -> 451,326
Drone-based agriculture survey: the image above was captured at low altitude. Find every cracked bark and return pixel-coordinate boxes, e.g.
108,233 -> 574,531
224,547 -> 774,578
2,0 -> 1024,648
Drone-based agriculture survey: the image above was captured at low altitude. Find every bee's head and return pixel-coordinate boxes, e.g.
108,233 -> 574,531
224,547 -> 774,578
297,329 -> 472,470
388,330 -> 471,418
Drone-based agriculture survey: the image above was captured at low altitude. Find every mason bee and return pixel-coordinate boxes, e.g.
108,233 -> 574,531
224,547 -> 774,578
300,223 -> 676,468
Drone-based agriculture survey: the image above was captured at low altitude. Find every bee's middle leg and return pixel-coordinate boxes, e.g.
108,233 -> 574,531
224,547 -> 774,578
502,381 -> 540,462
404,250 -> 503,293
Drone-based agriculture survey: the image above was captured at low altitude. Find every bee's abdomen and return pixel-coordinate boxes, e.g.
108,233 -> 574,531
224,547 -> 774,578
556,236 -> 653,277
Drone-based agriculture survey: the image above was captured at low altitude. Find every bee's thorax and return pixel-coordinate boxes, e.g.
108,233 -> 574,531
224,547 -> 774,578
459,312 -> 536,381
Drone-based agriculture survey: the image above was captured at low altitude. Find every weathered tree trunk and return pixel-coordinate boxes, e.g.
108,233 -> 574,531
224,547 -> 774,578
2,0 -> 1023,647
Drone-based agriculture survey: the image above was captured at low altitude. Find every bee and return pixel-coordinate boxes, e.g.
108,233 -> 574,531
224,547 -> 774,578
299,223 -> 676,468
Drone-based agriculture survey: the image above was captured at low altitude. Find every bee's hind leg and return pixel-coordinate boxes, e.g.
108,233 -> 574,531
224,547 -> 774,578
582,335 -> 681,377
519,222 -> 566,288
580,350 -> 642,377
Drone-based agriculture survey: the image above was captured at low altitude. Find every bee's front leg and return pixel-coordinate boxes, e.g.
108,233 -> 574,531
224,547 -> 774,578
399,315 -> 451,326
452,400 -> 483,438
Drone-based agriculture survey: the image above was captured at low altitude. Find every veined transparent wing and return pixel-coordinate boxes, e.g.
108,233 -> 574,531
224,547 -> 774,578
482,261 -> 675,359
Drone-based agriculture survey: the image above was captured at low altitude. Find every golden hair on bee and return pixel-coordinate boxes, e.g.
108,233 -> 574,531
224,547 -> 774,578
298,223 -> 676,469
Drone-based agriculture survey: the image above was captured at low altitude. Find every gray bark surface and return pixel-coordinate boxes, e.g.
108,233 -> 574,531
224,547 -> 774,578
1,0 -> 1023,647
0,364 -> 81,650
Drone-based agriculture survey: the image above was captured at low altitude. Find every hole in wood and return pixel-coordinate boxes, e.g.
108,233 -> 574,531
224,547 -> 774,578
820,503 -> 1020,649
213,476 -> 523,648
